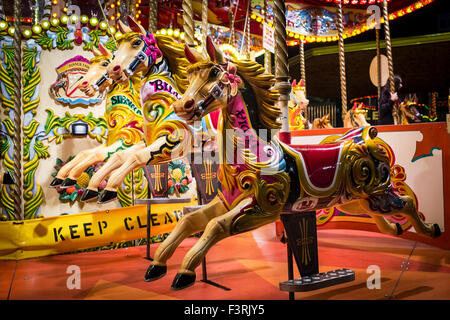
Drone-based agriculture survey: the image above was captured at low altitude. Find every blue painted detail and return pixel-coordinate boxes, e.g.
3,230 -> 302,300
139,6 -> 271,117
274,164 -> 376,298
411,147 -> 441,163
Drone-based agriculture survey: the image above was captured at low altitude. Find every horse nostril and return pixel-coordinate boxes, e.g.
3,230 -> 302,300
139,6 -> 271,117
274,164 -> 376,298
184,99 -> 195,111
82,81 -> 88,86
113,65 -> 121,73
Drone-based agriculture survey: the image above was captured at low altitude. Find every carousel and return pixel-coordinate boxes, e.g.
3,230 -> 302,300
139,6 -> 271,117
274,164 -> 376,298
0,0 -> 449,301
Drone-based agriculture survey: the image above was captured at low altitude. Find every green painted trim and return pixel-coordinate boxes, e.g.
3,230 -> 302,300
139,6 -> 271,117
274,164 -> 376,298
290,32 -> 450,66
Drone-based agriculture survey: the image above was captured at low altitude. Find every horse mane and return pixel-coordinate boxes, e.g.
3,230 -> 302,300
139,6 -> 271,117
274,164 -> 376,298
155,35 -> 189,94
89,55 -> 110,65
233,59 -> 281,131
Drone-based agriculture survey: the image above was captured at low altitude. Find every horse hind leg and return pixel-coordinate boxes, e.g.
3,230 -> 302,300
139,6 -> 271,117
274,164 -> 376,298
360,194 -> 441,238
336,200 -> 403,236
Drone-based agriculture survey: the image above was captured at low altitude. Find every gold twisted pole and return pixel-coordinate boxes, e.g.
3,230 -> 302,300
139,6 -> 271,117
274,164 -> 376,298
228,9 -> 235,46
263,0 -> 271,73
376,28 -> 381,110
202,0 -> 208,51
383,0 -> 399,124
148,0 -> 158,34
182,0 -> 195,46
337,1 -> 348,121
299,39 -> 306,95
273,0 -> 291,142
12,0 -> 23,220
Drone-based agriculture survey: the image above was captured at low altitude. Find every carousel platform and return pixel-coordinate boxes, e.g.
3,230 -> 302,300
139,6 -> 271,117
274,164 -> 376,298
1,223 -> 449,300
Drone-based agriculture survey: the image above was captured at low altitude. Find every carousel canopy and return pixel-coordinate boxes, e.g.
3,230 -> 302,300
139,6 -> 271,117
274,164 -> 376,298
0,0 -> 436,48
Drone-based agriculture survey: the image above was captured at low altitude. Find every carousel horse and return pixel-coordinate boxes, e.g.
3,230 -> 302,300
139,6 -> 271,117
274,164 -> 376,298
49,43 -> 145,191
288,79 -> 311,130
343,102 -> 370,128
399,94 -> 423,124
143,37 -> 440,290
70,16 -> 218,203
312,113 -> 333,129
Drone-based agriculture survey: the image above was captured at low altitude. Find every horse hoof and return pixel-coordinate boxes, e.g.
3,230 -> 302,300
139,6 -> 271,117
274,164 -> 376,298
433,224 -> 441,238
61,178 -> 77,188
171,273 -> 196,291
3,172 -> 14,185
395,223 -> 403,235
98,190 -> 117,204
50,178 -> 63,187
80,189 -> 98,202
144,264 -> 167,282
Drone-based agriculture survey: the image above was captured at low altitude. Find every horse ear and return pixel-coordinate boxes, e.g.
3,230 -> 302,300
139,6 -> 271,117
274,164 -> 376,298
299,79 -> 304,87
118,20 -> 132,34
412,94 -> 418,103
185,45 -> 199,64
326,113 -> 330,120
126,16 -> 146,35
92,46 -> 102,57
292,79 -> 297,87
206,36 -> 224,64
98,43 -> 113,59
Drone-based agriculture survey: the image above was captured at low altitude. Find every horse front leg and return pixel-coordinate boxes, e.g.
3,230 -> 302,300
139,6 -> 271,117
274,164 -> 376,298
50,144 -> 115,188
145,197 -> 227,282
97,134 -> 190,203
80,140 -> 146,201
59,141 -> 126,188
171,197 -> 280,290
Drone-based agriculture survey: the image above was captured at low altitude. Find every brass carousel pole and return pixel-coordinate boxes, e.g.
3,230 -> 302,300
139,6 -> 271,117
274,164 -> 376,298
376,28 -> 381,110
12,0 -> 23,220
148,0 -> 158,33
299,38 -> 308,125
263,0 -> 271,74
228,9 -> 235,46
182,0 -> 195,47
337,1 -> 348,123
273,0 -> 291,144
383,0 -> 398,124
202,0 -> 208,52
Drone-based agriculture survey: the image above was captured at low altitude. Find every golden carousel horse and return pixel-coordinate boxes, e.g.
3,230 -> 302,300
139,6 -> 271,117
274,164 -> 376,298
142,37 -> 440,290
343,102 -> 370,128
288,79 -> 311,130
399,95 -> 423,124
55,16 -> 218,203
50,43 -> 145,193
312,113 -> 333,129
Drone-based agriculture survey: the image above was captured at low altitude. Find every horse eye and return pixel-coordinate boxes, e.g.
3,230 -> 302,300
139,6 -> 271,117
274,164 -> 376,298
102,62 -> 109,67
209,68 -> 220,79
132,39 -> 142,47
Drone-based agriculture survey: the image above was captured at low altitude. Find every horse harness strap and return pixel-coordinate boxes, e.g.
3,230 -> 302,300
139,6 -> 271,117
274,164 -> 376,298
124,35 -> 153,77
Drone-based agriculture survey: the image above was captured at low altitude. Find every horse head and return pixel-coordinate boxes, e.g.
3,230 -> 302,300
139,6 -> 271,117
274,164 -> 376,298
76,43 -> 113,97
291,79 -> 309,111
312,114 -> 333,129
344,102 -> 369,128
173,36 -> 238,124
107,16 -> 162,83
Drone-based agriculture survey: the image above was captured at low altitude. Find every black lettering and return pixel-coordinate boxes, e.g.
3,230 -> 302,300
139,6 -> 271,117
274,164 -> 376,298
235,109 -> 247,120
150,213 -> 160,226
164,212 -> 173,224
111,96 -> 118,105
124,217 -> 134,231
155,79 -> 164,91
137,215 -> 147,228
83,223 -> 94,237
98,221 -> 107,234
53,227 -> 65,242
69,225 -> 80,239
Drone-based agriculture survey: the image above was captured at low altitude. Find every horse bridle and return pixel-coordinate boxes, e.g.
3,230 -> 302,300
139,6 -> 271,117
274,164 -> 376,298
92,32 -> 155,90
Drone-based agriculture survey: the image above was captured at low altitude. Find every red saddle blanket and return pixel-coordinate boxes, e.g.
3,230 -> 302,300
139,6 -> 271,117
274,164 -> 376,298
289,143 -> 343,190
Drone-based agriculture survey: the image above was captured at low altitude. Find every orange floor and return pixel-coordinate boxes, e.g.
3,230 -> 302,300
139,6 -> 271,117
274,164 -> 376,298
1,224 -> 449,300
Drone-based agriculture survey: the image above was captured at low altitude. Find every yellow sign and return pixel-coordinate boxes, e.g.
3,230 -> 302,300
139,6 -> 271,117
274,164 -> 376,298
0,198 -> 197,260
